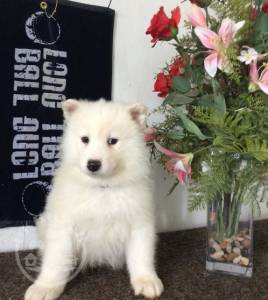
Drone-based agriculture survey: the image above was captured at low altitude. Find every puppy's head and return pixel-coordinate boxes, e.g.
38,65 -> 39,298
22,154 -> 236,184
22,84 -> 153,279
61,99 -> 149,183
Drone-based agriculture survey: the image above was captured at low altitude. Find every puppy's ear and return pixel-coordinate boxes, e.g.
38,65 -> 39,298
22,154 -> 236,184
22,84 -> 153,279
128,103 -> 148,127
62,99 -> 79,120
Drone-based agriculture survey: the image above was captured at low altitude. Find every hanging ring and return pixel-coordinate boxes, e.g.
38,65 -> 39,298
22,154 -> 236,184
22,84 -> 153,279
40,1 -> 48,10
40,0 -> 59,19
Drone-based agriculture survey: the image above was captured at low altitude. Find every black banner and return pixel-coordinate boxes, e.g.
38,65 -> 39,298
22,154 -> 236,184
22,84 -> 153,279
0,0 -> 114,227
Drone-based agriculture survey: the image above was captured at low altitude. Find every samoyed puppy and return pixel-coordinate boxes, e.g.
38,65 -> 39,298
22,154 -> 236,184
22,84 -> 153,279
25,99 -> 163,300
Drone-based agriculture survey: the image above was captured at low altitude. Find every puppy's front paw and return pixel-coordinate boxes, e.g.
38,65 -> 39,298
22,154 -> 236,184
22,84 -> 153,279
24,283 -> 64,300
132,275 -> 164,299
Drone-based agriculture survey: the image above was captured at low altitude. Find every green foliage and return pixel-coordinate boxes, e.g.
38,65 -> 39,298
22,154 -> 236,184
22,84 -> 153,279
253,12 -> 268,52
189,153 -> 266,212
189,153 -> 233,211
210,0 -> 252,22
188,151 -> 267,238
147,0 -> 268,222
172,76 -> 191,93
175,107 -> 210,140
245,139 -> 268,161
225,46 -> 243,85
164,93 -> 194,106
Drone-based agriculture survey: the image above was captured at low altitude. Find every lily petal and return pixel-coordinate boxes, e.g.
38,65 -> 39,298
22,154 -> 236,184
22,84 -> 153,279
258,67 -> 268,94
154,141 -> 182,159
257,82 -> 268,94
204,52 -> 218,77
154,141 -> 193,184
174,159 -> 187,173
188,4 -> 207,28
218,18 -> 245,45
237,56 -> 246,63
177,170 -> 187,185
194,27 -> 219,49
260,67 -> 268,82
218,18 -> 234,45
249,61 -> 258,83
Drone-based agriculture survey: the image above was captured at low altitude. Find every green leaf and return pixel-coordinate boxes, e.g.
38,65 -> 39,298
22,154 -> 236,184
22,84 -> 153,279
199,93 -> 226,113
172,76 -> 191,94
186,89 -> 200,97
255,13 -> 268,35
184,64 -> 192,76
199,94 -> 214,107
175,107 -> 209,140
254,13 -> 268,52
164,93 -> 194,106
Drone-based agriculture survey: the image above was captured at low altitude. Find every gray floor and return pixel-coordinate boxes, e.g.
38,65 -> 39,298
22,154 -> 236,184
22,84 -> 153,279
1,221 -> 268,299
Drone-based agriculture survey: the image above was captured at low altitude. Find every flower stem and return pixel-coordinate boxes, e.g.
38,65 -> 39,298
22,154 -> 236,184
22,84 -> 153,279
193,145 -> 212,155
173,35 -> 180,45
205,7 -> 212,26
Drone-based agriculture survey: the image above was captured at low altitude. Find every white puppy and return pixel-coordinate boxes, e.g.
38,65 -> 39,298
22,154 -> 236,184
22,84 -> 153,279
25,99 -> 163,300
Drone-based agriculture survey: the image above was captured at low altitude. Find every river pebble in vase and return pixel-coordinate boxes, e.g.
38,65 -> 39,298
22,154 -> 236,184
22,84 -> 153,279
206,199 -> 253,277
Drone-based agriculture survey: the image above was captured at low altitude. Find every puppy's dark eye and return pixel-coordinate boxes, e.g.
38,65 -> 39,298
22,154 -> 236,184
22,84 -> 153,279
107,138 -> 118,145
81,136 -> 89,144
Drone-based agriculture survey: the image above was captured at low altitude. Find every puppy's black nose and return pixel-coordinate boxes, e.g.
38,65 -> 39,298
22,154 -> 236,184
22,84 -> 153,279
87,160 -> 102,172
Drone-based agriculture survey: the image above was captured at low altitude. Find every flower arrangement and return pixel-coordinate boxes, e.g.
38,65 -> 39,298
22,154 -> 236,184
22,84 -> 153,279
145,0 -> 268,267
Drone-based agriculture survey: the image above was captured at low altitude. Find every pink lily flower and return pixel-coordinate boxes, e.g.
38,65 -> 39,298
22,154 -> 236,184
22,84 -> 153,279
144,127 -> 157,142
188,4 -> 207,28
154,141 -> 193,185
249,61 -> 268,94
194,18 -> 245,77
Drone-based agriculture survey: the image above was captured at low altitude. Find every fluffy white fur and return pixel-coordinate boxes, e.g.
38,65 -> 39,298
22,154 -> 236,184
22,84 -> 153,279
25,99 -> 163,300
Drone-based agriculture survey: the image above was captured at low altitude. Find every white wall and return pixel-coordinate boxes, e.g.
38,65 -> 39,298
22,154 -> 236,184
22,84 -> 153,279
70,0 -> 268,232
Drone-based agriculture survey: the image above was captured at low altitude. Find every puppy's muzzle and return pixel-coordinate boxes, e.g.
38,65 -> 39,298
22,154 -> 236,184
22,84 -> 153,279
87,160 -> 102,173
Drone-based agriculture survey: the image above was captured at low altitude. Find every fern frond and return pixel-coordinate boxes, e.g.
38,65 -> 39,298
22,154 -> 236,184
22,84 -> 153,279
244,138 -> 268,161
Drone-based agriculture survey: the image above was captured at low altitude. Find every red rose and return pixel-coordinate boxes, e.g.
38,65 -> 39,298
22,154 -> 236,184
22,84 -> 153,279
250,6 -> 257,20
189,0 -> 211,7
262,1 -> 268,14
169,58 -> 185,77
170,7 -> 181,27
154,72 -> 171,98
146,7 -> 181,43
189,0 -> 203,4
154,57 -> 185,98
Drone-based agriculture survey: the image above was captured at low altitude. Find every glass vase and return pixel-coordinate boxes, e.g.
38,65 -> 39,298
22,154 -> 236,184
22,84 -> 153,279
206,196 -> 253,277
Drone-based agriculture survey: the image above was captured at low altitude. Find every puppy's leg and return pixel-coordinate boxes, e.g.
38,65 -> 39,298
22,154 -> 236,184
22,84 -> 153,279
126,225 -> 163,299
25,230 -> 74,300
